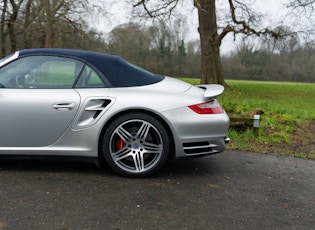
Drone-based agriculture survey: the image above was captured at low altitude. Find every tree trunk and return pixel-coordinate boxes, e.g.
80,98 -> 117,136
6,0 -> 23,54
195,0 -> 226,85
44,0 -> 52,48
8,10 -> 18,53
23,0 -> 32,48
0,0 -> 8,57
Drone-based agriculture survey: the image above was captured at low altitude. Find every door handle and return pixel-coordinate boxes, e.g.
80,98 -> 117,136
53,102 -> 75,111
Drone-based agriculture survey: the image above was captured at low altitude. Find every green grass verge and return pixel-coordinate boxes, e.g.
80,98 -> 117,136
180,78 -> 315,159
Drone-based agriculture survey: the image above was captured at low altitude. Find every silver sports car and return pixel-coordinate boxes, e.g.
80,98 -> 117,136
0,48 -> 229,177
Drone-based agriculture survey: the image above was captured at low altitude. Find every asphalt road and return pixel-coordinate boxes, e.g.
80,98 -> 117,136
0,151 -> 314,230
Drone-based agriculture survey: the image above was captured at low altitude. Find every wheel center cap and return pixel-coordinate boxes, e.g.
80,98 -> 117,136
132,142 -> 140,149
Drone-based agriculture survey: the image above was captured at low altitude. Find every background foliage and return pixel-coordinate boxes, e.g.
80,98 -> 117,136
1,1 -> 315,83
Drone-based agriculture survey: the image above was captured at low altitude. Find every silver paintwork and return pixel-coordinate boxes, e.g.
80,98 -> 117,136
0,76 -> 229,158
0,54 -> 229,164
0,51 -> 19,68
196,84 -> 224,98
0,89 -> 80,147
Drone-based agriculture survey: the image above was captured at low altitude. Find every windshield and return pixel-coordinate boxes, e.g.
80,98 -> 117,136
0,51 -> 19,68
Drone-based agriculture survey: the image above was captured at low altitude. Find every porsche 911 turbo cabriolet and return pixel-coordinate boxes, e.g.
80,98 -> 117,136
0,48 -> 229,177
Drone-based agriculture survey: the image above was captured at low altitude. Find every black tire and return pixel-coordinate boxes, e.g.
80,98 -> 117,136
102,113 -> 170,177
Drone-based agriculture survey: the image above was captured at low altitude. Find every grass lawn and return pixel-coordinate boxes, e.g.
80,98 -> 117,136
180,78 -> 315,159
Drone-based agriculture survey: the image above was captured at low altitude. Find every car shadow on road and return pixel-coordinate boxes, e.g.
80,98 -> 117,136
158,156 -> 223,177
0,158 -> 105,174
0,155 -> 222,178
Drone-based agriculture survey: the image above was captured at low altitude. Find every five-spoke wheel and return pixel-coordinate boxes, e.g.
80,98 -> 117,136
102,113 -> 170,177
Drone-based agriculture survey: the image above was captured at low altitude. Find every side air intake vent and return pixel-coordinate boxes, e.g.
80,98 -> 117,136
74,98 -> 112,129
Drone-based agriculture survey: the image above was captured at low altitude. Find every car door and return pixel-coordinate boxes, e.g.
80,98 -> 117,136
0,55 -> 82,147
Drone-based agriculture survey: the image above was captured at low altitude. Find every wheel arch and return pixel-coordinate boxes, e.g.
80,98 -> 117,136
97,109 -> 175,162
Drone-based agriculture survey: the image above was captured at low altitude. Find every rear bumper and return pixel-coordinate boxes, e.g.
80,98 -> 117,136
181,137 -> 227,157
160,106 -> 230,157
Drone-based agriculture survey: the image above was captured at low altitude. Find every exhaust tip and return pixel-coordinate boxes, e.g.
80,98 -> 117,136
224,137 -> 230,144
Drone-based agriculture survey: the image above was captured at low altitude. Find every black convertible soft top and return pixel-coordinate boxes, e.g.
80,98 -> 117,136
19,48 -> 164,87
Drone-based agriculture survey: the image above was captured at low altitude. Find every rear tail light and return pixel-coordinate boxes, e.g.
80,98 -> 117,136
188,100 -> 224,114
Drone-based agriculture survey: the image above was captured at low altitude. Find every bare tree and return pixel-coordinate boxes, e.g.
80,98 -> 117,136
0,0 -> 8,56
3,0 -> 24,54
131,0 -> 285,85
0,0 -> 109,54
23,0 -> 33,48
287,0 -> 315,9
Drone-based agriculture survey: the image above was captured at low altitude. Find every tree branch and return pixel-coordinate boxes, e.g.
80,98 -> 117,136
287,0 -> 315,9
132,0 -> 180,18
218,0 -> 286,41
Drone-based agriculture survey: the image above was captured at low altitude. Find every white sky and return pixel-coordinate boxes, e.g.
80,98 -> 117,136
92,0 -> 309,55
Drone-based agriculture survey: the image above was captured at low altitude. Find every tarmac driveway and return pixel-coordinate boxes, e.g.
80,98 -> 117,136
0,151 -> 314,229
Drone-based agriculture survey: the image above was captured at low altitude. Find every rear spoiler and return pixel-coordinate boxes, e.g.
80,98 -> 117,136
196,84 -> 224,98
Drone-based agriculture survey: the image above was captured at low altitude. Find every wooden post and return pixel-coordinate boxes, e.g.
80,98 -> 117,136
253,114 -> 261,137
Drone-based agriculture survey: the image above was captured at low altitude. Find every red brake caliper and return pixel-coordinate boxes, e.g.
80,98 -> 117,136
116,137 -> 125,150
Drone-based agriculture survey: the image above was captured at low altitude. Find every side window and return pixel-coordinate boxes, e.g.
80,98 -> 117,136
0,56 -> 84,89
75,65 -> 105,88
